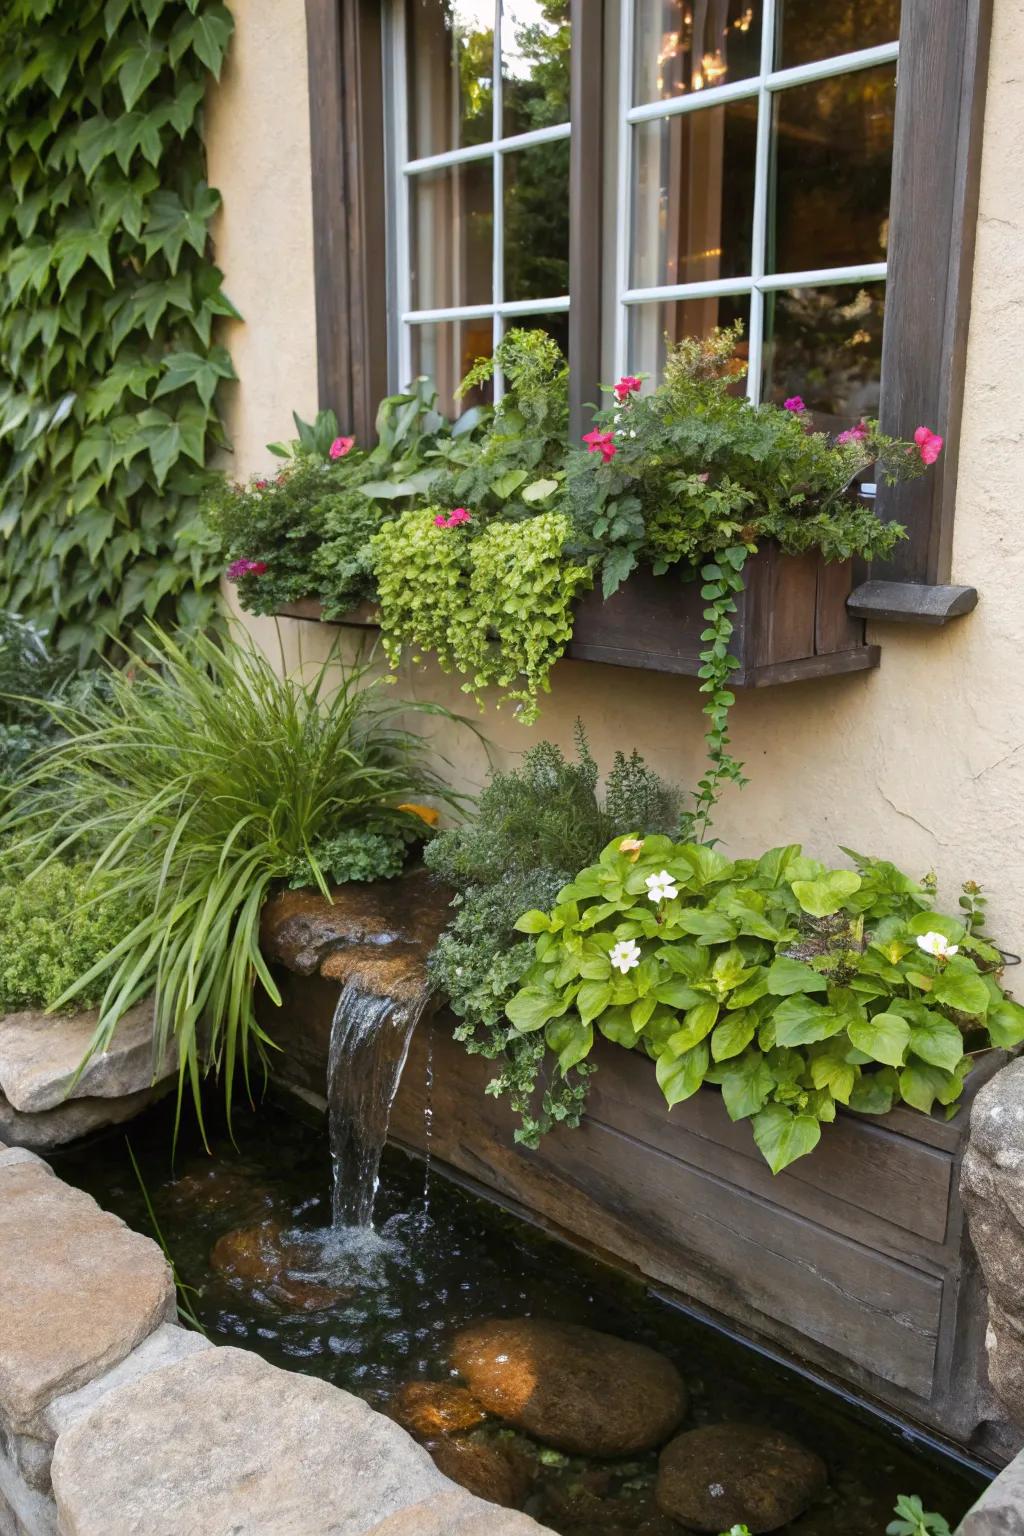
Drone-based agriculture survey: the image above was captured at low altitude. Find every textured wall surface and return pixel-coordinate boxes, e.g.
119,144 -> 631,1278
207,0 -> 1024,953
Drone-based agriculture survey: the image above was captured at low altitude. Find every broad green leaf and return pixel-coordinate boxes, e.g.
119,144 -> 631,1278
790,870 -> 861,918
711,1010 -> 756,1062
8,241 -> 51,304
987,998 -> 1024,1048
597,1006 -> 639,1049
908,1013 -> 966,1073
545,1017 -> 593,1075
931,963 -> 990,1017
513,910 -> 550,934
752,1104 -> 821,1174
116,32 -> 165,110
719,1049 -> 775,1120
653,977 -> 702,1009
899,1058 -> 961,1115
773,994 -> 845,1047
153,346 -> 236,408
809,1045 -> 857,1104
848,1010 -> 911,1067
521,478 -> 559,503
847,1068 -> 898,1115
667,999 -> 719,1054
766,957 -> 828,996
907,911 -> 966,944
491,468 -> 529,499
577,979 -> 613,1025
656,1041 -> 709,1108
673,910 -> 738,945
506,985 -> 564,1033
168,4 -> 235,77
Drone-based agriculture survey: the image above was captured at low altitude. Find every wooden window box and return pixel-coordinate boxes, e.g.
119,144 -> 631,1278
275,545 -> 879,687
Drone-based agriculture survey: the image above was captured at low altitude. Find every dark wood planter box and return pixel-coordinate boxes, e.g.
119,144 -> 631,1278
276,544 -> 879,687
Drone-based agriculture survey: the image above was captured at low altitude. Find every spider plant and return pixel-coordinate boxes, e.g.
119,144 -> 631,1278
5,625 -> 470,1133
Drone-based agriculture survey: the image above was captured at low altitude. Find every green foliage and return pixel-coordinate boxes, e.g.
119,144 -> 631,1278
0,612 -> 67,782
285,817 -> 428,890
0,0 -> 236,660
888,1495 -> 952,1536
6,626 -> 468,1130
372,506 -> 593,724
426,728 -> 682,1143
0,854 -> 135,1010
504,837 -> 1024,1171
568,325 -> 922,599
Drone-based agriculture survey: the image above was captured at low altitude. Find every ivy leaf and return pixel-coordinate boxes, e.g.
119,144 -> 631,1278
790,870 -> 861,918
908,1012 -> 966,1073
142,184 -> 219,270
53,225 -> 112,290
656,1041 -> 709,1108
168,4 -> 235,78
7,241 -> 51,304
752,1104 -> 822,1174
115,31 -> 166,110
719,1048 -> 775,1120
848,1010 -> 912,1067
765,957 -> 828,996
165,77 -> 205,137
601,545 -> 637,599
153,346 -> 236,408
104,0 -> 132,37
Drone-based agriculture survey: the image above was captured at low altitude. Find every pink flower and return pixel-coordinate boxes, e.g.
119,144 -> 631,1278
435,508 -> 472,529
697,471 -> 710,483
253,478 -> 269,490
329,435 -> 355,460
433,514 -> 448,527
783,396 -> 806,414
836,421 -> 869,445
614,375 -> 642,403
226,558 -> 268,582
914,426 -> 944,466
583,429 -> 617,464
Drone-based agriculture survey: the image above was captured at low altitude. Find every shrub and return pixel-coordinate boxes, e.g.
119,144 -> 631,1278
7,626 -> 468,1125
0,856 -> 135,1012
504,837 -> 1024,1169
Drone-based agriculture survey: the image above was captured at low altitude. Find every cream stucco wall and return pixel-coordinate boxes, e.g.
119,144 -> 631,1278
207,0 -> 1024,950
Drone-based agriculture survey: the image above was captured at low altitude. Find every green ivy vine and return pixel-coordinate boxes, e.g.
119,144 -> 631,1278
0,0 -> 236,660
685,545 -> 750,842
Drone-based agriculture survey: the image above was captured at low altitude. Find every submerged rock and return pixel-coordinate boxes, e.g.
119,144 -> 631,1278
165,1164 -> 276,1222
209,1219 -> 349,1312
425,1435 -> 534,1510
449,1319 -> 687,1457
655,1423 -> 827,1533
390,1381 -> 489,1438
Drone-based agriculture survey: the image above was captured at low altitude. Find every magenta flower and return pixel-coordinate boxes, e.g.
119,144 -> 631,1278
914,426 -> 944,466
614,375 -> 642,403
783,396 -> 806,414
253,478 -> 269,490
836,421 -> 869,445
330,435 -> 355,460
226,559 -> 268,582
433,514 -> 448,527
434,507 -> 472,529
583,429 -> 617,464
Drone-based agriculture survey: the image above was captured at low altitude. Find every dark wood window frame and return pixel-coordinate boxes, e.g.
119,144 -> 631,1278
305,0 -> 991,623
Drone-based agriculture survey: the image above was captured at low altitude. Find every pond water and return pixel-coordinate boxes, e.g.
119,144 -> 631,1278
52,1099 -> 986,1536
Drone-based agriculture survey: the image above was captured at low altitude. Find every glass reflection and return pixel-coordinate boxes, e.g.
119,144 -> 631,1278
627,292 -> 749,382
633,0 -> 762,106
409,320 -> 496,418
776,0 -> 900,71
631,104 -> 756,290
769,67 -> 895,274
504,138 -> 570,301
501,0 -> 570,136
406,0 -> 495,159
761,282 -> 885,429
410,161 -> 493,310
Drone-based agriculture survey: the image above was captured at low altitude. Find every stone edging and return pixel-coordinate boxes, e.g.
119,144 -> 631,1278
0,1139 -> 552,1536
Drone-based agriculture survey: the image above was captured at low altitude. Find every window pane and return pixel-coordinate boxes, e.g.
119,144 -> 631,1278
409,319 -> 496,417
406,0 -> 495,159
769,67 -> 895,275
626,292 -> 749,381
410,162 -> 493,309
631,104 -> 756,290
501,0 -> 570,136
504,138 -> 570,301
502,308 -> 569,361
776,0 -> 900,71
633,0 -> 762,106
761,282 -> 885,428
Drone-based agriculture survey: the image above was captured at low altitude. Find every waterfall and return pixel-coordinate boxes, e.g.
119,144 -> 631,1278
326,978 -> 425,1228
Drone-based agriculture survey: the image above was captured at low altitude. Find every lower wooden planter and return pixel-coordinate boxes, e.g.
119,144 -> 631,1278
275,544 -> 879,687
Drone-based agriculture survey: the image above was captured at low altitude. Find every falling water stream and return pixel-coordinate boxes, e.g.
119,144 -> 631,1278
326,977 -> 426,1227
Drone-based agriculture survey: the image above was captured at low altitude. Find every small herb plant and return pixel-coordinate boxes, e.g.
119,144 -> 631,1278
888,1495 -> 952,1536
426,727 -> 682,1143
503,836 -> 1024,1171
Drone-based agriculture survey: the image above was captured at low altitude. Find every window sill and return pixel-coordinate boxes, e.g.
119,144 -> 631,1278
846,581 -> 979,626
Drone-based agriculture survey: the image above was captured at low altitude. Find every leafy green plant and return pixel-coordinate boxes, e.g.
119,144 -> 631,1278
0,0 -> 237,660
503,837 -> 1024,1171
427,728 -> 682,1142
888,1494 -> 952,1536
5,626 -> 468,1129
0,853 -> 135,1010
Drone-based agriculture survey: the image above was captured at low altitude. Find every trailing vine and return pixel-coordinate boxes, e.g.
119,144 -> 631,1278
686,545 -> 750,842
0,0 -> 236,659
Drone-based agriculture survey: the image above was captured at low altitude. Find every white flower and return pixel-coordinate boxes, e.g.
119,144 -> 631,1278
645,870 -> 679,903
916,931 -> 959,960
610,939 -> 642,974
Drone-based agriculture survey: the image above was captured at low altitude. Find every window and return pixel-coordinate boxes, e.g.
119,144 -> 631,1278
307,0 -> 991,596
387,1 -> 571,412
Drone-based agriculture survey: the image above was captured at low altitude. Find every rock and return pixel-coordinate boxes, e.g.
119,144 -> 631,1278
0,1087 -> 161,1151
0,1001 -> 175,1113
260,869 -> 451,999
449,1319 -> 687,1457
424,1437 -> 533,1509
0,1147 -> 52,1175
962,1059 -> 1024,1425
365,1490 -> 551,1535
389,1382 -> 488,1438
655,1423 -> 827,1533
51,1345 -> 451,1536
209,1218 -> 350,1312
0,1160 -> 175,1437
164,1163 -> 275,1221
44,1324 -> 211,1443
957,1445 -> 1024,1533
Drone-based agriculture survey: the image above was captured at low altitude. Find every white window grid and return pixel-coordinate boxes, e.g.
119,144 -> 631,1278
388,0 -> 571,399
612,0 -> 899,399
